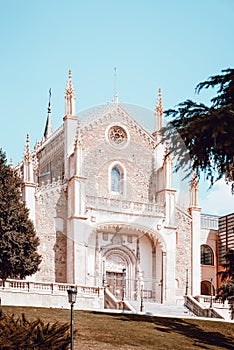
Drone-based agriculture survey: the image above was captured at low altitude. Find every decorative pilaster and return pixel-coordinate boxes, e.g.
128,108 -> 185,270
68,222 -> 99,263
66,123 -> 87,283
22,134 -> 36,223
74,122 -> 83,177
155,146 -> 176,225
67,123 -> 87,220
63,70 -> 78,180
190,171 -> 198,208
164,145 -> 172,189
23,134 -> 34,183
152,89 -> 167,202
189,171 -> 201,296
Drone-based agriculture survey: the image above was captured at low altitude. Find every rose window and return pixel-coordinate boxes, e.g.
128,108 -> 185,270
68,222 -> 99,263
108,126 -> 128,147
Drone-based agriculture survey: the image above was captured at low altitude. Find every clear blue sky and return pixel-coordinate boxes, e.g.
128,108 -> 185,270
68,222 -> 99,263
0,0 -> 234,214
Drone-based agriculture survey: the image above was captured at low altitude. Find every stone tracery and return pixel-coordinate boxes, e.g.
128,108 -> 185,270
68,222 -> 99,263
108,125 -> 127,146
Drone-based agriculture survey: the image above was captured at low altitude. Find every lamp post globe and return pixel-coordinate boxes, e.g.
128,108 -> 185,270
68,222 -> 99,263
67,286 -> 77,304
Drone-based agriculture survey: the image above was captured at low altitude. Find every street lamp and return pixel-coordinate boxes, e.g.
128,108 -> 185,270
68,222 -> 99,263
102,259 -> 106,287
140,285 -> 144,312
67,286 -> 77,350
122,268 -> 126,311
102,259 -> 107,309
185,269 -> 188,296
210,277 -> 213,308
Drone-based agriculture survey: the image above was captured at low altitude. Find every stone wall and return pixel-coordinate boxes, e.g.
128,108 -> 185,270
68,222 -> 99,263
81,111 -> 157,203
175,207 -> 192,296
34,181 -> 67,283
37,129 -> 64,185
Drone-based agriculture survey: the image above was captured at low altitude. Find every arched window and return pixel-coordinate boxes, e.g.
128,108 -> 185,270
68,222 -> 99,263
109,162 -> 125,195
201,245 -> 214,265
201,280 -> 215,295
111,167 -> 121,192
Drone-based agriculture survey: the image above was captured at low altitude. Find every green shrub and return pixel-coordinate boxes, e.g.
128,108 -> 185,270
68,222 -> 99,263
0,312 -> 72,349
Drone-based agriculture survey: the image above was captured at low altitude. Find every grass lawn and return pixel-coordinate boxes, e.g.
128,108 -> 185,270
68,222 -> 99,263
2,306 -> 234,349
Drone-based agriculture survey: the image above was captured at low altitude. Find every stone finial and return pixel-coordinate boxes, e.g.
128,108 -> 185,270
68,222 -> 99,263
156,88 -> 163,116
24,134 -> 32,162
154,88 -> 164,132
65,70 -> 76,116
65,70 -> 75,98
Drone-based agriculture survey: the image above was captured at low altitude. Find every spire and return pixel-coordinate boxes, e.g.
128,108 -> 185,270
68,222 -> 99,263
65,69 -> 76,115
154,88 -> 164,132
44,88 -> 53,140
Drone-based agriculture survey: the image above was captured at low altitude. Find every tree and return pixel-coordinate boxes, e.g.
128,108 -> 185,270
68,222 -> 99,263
162,68 -> 234,190
216,249 -> 234,320
218,249 -> 234,281
0,149 -> 41,280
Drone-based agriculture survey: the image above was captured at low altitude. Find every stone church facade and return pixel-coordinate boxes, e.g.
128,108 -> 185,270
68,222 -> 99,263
17,71 -> 203,304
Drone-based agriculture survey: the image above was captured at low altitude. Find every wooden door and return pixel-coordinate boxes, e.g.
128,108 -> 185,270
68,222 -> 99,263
106,271 -> 125,299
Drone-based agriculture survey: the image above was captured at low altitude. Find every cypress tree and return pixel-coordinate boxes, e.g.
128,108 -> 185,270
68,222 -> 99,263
0,148 -> 41,280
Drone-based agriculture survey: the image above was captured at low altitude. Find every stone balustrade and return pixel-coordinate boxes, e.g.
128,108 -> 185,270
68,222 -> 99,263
86,196 -> 164,217
0,279 -> 101,296
0,279 -> 104,309
200,214 -> 219,230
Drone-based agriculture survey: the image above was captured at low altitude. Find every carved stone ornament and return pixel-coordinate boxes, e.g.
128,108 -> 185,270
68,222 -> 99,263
108,125 -> 128,147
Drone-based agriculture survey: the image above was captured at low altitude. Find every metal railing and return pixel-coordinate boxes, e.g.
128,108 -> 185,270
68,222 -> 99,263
184,295 -> 224,319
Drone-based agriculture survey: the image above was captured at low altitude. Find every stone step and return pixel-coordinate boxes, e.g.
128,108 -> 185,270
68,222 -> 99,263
129,301 -> 196,317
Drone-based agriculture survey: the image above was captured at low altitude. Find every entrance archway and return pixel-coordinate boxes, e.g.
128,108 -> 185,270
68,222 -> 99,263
94,223 -> 166,301
201,280 -> 215,295
103,246 -> 136,300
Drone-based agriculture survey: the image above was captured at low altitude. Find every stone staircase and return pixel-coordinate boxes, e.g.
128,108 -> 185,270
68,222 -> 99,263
129,300 -> 196,317
104,290 -> 232,321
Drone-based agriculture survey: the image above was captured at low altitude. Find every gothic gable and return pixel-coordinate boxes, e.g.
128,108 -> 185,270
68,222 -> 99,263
75,103 -> 165,203
77,103 -> 156,150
